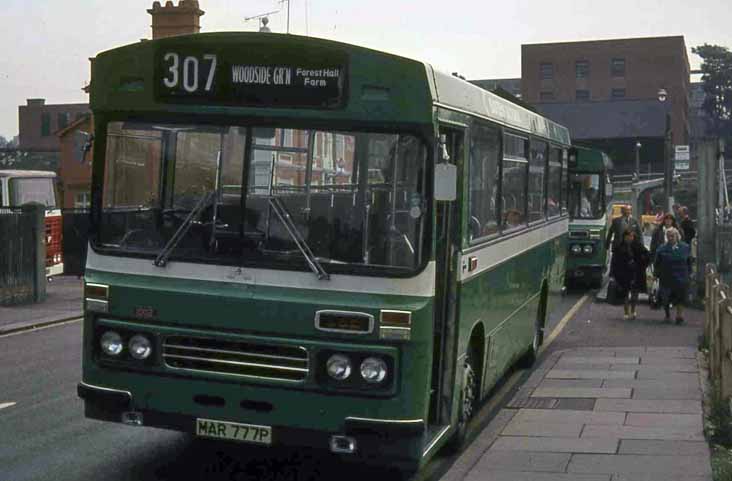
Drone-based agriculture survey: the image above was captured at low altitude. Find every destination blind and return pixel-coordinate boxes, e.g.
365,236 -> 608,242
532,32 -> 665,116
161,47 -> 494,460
156,51 -> 346,108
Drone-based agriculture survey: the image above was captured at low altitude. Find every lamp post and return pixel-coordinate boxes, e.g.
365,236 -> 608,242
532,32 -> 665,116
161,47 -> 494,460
635,141 -> 642,180
658,88 -> 674,212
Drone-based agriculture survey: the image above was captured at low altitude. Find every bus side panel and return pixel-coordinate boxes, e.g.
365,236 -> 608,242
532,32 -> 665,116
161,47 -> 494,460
458,226 -> 566,401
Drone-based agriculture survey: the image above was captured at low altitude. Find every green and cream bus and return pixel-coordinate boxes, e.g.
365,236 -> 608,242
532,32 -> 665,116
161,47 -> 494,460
78,32 -> 570,470
566,146 -> 612,288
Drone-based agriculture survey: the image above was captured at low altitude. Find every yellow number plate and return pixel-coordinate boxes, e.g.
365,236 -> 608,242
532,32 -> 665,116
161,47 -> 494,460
196,418 -> 272,445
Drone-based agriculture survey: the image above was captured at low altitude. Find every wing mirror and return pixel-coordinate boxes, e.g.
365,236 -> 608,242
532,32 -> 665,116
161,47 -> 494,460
434,134 -> 457,202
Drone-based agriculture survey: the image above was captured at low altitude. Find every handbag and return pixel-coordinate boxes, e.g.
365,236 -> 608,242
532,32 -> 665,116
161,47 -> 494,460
649,278 -> 661,309
606,278 -> 623,305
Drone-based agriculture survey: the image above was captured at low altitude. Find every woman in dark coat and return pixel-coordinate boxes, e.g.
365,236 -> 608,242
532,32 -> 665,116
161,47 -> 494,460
653,227 -> 692,324
610,228 -> 650,320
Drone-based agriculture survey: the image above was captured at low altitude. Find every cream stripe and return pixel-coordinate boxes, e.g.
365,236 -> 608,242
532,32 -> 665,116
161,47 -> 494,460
86,248 -> 436,297
458,219 -> 568,282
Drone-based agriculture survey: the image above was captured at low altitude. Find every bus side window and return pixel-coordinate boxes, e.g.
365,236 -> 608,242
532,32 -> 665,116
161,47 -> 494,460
468,122 -> 500,242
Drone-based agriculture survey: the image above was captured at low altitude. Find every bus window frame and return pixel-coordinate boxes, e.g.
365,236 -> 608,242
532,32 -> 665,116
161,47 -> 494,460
527,136 -> 549,226
546,144 -> 564,220
500,130 -> 530,234
467,118 -> 502,246
88,115 -> 436,280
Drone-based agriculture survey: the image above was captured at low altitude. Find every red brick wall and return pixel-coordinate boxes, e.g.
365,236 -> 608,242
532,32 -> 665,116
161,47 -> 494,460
522,36 -> 690,144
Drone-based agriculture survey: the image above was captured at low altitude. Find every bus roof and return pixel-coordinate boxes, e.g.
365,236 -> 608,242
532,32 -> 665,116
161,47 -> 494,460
91,32 -> 570,145
0,170 -> 57,178
569,145 -> 611,172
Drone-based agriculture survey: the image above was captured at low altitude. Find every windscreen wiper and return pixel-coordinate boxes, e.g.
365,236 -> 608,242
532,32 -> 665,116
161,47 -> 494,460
268,196 -> 330,280
154,192 -> 215,267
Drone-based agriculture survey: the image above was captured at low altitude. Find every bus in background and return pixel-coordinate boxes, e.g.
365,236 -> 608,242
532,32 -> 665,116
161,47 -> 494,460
77,32 -> 571,471
566,146 -> 611,288
0,170 -> 63,278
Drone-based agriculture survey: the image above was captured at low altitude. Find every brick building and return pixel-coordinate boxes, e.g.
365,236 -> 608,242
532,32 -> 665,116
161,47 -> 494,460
57,115 -> 93,208
521,36 -> 691,174
18,99 -> 90,152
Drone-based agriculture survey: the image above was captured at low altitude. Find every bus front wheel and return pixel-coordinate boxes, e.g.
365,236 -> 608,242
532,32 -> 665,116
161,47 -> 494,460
445,353 -> 477,452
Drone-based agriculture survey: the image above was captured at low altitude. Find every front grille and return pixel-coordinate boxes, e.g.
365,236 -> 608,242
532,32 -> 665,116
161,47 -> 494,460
163,336 -> 309,382
569,230 -> 589,239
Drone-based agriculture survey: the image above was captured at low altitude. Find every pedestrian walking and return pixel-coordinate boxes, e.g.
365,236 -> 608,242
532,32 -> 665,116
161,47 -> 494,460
610,228 -> 650,320
606,205 -> 642,252
679,206 -> 696,245
653,227 -> 692,324
650,213 -> 680,259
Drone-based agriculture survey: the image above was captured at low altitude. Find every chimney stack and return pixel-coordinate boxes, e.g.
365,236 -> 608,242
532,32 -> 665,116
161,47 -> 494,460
147,1 -> 205,40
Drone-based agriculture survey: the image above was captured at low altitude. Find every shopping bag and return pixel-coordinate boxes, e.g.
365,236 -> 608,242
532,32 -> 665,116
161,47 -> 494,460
648,278 -> 661,310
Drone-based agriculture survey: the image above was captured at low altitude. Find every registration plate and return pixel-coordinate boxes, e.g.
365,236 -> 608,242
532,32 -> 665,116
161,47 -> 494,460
196,418 -> 272,445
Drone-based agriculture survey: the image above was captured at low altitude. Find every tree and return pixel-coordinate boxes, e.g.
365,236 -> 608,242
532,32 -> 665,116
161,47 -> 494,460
692,44 -> 732,137
0,136 -> 7,148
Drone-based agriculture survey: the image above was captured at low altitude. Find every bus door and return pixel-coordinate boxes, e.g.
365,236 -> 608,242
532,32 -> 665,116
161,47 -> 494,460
428,126 -> 463,430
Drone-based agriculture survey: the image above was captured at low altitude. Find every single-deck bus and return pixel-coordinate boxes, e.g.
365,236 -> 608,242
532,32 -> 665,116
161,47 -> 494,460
565,146 -> 612,288
0,170 -> 64,277
78,32 -> 571,471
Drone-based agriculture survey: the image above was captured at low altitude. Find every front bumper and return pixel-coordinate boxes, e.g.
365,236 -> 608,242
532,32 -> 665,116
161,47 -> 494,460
78,381 -> 425,468
566,264 -> 604,280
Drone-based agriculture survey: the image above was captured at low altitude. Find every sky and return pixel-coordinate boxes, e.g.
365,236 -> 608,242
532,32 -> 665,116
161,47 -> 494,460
1,0 -> 730,139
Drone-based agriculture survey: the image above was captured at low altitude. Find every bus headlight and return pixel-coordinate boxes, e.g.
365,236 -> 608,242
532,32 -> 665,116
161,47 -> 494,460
571,244 -> 582,255
100,331 -> 124,356
360,357 -> 388,383
129,334 -> 152,360
326,354 -> 352,381
583,244 -> 594,254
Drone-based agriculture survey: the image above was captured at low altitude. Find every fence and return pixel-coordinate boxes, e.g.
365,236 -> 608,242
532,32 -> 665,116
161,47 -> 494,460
0,205 -> 45,305
705,263 -> 732,401
62,209 -> 90,276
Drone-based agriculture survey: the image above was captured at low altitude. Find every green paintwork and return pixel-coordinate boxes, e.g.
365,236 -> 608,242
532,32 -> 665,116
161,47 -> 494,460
567,145 -> 611,283
83,32 -> 572,468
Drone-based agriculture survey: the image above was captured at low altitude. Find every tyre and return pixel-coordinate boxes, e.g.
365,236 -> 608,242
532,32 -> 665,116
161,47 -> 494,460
445,353 -> 477,452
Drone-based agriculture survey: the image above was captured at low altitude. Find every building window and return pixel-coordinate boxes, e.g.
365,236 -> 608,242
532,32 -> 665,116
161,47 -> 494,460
576,90 -> 590,102
611,58 -> 625,77
74,192 -> 90,209
575,60 -> 590,79
57,112 -> 69,130
539,91 -> 555,101
41,113 -> 51,136
540,62 -> 554,80
611,88 -> 626,99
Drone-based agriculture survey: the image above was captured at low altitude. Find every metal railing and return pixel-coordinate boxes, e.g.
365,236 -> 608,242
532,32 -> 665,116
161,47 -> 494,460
705,263 -> 732,400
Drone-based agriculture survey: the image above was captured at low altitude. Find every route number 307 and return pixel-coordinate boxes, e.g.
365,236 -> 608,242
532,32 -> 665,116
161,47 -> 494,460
162,53 -> 217,93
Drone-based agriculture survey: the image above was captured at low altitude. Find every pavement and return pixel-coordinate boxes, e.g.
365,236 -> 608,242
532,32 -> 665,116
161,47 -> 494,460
0,275 -> 82,335
442,305 -> 712,481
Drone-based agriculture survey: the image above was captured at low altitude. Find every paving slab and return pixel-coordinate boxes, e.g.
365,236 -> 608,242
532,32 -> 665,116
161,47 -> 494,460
539,379 -> 604,389
561,356 -> 640,365
568,454 -> 711,476
632,371 -> 700,382
624,413 -> 703,429
611,474 -> 711,481
465,472 -> 611,481
581,424 -> 704,441
618,439 -> 710,456
547,370 -> 636,380
555,362 -> 614,370
631,386 -> 702,400
638,358 -> 698,369
511,409 -> 625,426
470,450 -> 572,473
594,398 -> 701,414
502,421 -> 584,437
491,436 -> 619,454
532,387 -> 632,399
602,378 -> 699,389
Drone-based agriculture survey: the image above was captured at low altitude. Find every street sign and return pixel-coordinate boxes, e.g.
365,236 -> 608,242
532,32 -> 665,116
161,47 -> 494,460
675,145 -> 690,170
